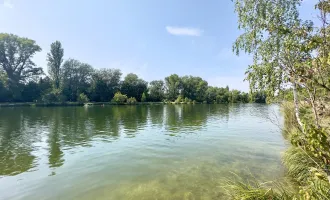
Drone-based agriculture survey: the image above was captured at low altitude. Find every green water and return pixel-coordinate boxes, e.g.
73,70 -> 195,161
0,104 -> 285,199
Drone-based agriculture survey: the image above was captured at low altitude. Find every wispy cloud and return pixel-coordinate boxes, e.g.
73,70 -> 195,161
166,26 -> 203,36
3,0 -> 14,8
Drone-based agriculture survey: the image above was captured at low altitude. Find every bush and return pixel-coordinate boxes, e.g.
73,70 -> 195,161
175,95 -> 183,104
184,97 -> 192,104
42,89 -> 65,103
77,93 -> 89,103
112,92 -> 127,104
127,97 -> 137,104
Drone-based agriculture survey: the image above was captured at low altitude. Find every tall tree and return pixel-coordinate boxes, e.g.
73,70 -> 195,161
181,76 -> 208,102
121,73 -> 147,101
233,0 -> 314,130
47,41 -> 64,89
165,74 -> 181,101
0,33 -> 43,84
90,68 -> 122,101
148,80 -> 165,102
0,69 -> 9,102
61,59 -> 93,101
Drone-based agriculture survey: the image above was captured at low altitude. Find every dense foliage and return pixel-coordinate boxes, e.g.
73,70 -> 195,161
0,33 -> 263,104
226,0 -> 330,199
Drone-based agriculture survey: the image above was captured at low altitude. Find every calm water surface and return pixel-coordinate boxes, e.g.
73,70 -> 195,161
0,104 -> 285,199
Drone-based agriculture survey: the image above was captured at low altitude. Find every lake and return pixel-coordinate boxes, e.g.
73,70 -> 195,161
0,104 -> 285,200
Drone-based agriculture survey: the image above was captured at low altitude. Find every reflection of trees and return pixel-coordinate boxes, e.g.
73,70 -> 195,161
148,105 -> 165,128
58,107 -> 93,146
0,108 -> 37,176
207,104 -> 230,122
48,109 -> 64,169
119,106 -> 148,137
0,104 -> 233,176
225,103 -> 273,121
164,105 -> 209,133
164,104 -> 230,134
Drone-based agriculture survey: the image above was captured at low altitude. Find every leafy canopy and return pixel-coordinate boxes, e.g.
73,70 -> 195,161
0,33 -> 43,84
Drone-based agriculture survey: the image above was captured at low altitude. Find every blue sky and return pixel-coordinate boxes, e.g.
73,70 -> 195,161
0,0 -> 318,91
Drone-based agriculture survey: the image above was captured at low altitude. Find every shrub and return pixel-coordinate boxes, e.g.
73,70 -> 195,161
127,97 -> 137,104
41,89 -> 65,103
77,93 -> 89,103
112,92 -> 127,104
175,95 -> 183,104
184,97 -> 192,104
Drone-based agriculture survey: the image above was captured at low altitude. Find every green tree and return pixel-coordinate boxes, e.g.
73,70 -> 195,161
230,0 -> 330,197
0,33 -> 43,84
47,41 -> 64,89
21,81 -> 41,102
41,89 -> 64,103
229,90 -> 241,103
250,91 -> 267,103
90,68 -> 122,102
0,70 -> 9,102
148,80 -> 165,102
61,59 -> 93,101
205,86 -> 218,103
233,0 -> 314,129
181,76 -> 208,102
141,92 -> 147,102
121,73 -> 147,101
240,92 -> 249,103
165,74 -> 181,101
206,86 -> 230,103
38,76 -> 52,95
77,93 -> 89,103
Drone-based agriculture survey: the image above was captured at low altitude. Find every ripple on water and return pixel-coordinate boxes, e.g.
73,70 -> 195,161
0,104 -> 285,200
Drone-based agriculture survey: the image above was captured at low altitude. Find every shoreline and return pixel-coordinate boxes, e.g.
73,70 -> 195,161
0,102 -> 165,107
0,101 -> 253,108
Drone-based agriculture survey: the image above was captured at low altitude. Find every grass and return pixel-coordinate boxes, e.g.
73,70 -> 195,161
282,147 -> 317,183
222,173 -> 295,200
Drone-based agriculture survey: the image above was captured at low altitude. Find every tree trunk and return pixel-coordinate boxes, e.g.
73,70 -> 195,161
306,87 -> 320,128
292,81 -> 304,132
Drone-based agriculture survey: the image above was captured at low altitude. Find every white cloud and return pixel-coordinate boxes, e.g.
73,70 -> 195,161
3,0 -> 14,8
166,26 -> 203,36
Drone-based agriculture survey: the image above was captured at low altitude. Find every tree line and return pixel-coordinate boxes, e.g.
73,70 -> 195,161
0,33 -> 266,104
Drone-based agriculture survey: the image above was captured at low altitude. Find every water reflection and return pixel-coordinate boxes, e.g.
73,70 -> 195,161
0,109 -> 38,176
48,109 -> 64,169
0,104 -> 277,177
